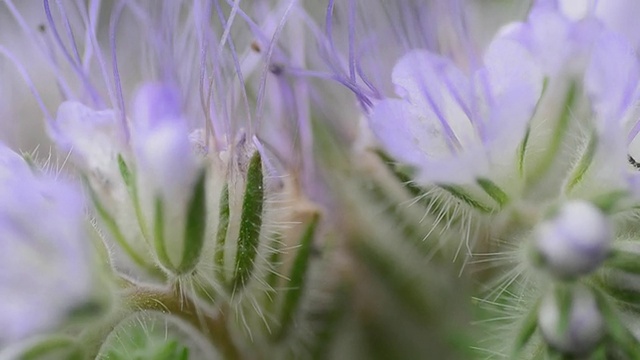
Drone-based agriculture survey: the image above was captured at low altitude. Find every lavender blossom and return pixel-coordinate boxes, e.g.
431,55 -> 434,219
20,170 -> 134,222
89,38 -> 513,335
0,143 -> 97,344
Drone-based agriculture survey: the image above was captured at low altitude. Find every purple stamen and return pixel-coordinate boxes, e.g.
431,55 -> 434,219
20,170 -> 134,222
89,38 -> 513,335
43,0 -> 102,107
108,0 -> 130,141
73,0 -> 118,109
0,46 -> 53,121
213,0 -> 252,138
4,0 -> 75,101
347,0 -> 357,83
255,0 -> 296,133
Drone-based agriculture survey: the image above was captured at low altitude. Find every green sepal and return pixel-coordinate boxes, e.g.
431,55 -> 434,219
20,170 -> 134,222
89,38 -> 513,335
590,190 -> 627,214
351,238 -> 437,323
117,154 -> 133,188
86,177 -> 160,277
375,149 -> 423,198
592,287 -> 640,359
118,154 -> 150,241
518,126 -> 531,178
512,298 -> 541,356
154,197 -> 173,271
177,170 -> 207,274
554,284 -> 572,335
232,151 -> 265,290
518,77 -> 548,178
437,184 -> 494,214
564,132 -> 598,193
274,213 -> 320,341
476,177 -> 509,207
605,249 -> 640,274
528,81 -> 577,185
309,285 -> 349,360
215,183 -> 230,282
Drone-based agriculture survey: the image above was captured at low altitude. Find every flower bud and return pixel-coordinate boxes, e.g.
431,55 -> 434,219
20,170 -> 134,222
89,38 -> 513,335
538,285 -> 604,355
132,83 -> 204,273
534,200 -> 611,279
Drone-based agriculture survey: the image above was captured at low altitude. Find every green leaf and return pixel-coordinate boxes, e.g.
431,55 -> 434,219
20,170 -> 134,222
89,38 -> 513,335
232,151 -> 265,290
215,184 -> 230,282
177,171 -> 207,274
476,177 -> 509,207
274,213 -> 320,341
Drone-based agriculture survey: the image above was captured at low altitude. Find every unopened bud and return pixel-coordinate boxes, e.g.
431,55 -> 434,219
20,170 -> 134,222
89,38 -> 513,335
538,285 -> 604,355
534,200 -> 611,279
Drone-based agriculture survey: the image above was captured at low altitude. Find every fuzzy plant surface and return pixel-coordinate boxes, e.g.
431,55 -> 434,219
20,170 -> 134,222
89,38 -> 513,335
1,0 -> 640,359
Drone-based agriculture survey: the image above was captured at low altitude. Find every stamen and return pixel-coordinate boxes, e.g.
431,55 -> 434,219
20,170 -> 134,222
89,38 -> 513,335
0,46 -> 52,121
108,0 -> 130,141
347,0 -> 357,83
213,0 -> 252,138
255,0 -> 297,135
43,0 -> 102,107
73,0 -> 118,109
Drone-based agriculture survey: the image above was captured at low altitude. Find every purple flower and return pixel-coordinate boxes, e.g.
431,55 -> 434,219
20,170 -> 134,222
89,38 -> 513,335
0,143 -> 95,343
368,37 -> 542,184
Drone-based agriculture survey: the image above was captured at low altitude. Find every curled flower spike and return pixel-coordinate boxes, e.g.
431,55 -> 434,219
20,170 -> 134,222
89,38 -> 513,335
538,284 -> 604,355
534,200 -> 611,279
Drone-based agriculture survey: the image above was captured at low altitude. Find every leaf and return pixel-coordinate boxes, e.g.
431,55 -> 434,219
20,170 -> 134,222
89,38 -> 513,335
232,151 -> 265,290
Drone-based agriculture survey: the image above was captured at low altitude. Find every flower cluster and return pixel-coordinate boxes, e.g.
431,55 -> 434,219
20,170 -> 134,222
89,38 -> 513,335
3,0 -> 640,359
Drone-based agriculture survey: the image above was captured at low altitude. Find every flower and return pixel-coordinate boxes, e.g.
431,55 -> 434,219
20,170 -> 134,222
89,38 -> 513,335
0,143 -> 97,343
367,32 -> 543,185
